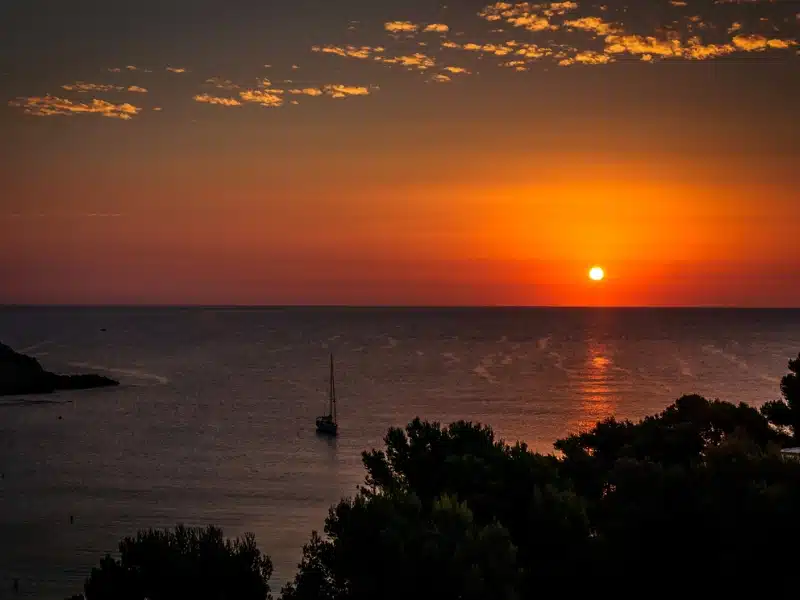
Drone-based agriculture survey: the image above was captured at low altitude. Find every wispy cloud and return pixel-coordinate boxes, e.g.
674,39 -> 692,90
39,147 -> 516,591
323,84 -> 370,98
62,82 -> 125,93
194,78 -> 375,108
288,87 -> 325,96
732,33 -> 796,50
204,77 -> 240,90
430,73 -> 452,83
12,0 -> 798,124
9,96 -> 141,119
107,65 -> 152,73
61,82 -> 148,93
311,45 -> 384,59
424,23 -> 451,33
385,21 -> 451,36
478,2 -> 562,32
376,52 -> 437,70
239,89 -> 285,107
559,50 -> 614,66
385,21 -> 418,33
563,16 -> 621,36
193,93 -> 242,107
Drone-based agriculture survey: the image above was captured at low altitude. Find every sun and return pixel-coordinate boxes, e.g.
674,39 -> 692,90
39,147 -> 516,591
589,266 -> 605,281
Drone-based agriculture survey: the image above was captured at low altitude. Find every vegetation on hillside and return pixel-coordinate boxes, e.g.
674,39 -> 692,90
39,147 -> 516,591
71,352 -> 800,599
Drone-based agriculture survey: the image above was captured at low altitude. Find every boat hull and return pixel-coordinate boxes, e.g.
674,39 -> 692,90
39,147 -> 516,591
316,416 -> 338,436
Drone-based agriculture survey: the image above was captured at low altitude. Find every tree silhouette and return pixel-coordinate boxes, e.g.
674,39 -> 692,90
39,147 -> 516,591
286,374 -> 800,596
761,352 -> 800,441
280,492 -> 520,600
79,525 -> 272,600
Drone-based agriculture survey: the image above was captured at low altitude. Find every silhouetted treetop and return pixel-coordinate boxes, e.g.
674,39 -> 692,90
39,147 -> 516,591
761,352 -> 800,440
80,524 -> 272,600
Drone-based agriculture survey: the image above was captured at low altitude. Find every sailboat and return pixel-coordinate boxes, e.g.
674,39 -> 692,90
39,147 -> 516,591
315,354 -> 338,436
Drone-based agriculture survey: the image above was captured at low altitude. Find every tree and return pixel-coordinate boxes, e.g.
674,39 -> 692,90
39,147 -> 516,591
361,419 -> 591,592
761,352 -> 800,441
79,525 -> 272,600
281,491 -> 520,600
286,373 -> 800,596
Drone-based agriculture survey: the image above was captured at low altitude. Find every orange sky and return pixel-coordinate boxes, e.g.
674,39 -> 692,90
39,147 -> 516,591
1,0 -> 798,306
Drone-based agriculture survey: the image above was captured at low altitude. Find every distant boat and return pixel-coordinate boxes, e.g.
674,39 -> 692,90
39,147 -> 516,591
315,354 -> 338,436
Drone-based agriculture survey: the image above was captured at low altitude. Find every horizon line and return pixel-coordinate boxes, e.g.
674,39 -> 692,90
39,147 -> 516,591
1,304 -> 799,310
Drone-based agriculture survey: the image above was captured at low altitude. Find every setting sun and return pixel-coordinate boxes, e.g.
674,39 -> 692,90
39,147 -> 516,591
589,267 -> 605,282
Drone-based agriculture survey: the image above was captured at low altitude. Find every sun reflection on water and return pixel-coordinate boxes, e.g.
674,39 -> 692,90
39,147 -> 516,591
568,342 -> 619,434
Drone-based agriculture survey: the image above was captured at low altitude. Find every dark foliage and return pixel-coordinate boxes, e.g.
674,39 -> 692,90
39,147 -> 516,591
78,525 -> 272,600
761,352 -> 800,440
284,356 -> 800,597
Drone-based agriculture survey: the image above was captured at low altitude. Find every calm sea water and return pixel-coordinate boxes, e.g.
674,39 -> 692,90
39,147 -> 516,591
1,307 -> 799,598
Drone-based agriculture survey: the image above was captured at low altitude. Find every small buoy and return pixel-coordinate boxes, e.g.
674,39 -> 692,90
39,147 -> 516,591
58,415 -> 63,420
70,515 -> 74,524
13,577 -> 19,592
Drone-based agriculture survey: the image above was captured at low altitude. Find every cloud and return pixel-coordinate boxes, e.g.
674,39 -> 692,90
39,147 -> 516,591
62,82 -> 124,93
500,59 -> 529,70
604,34 -> 683,57
376,52 -> 437,70
9,95 -> 140,119
669,0 -> 688,6
444,66 -> 470,74
543,2 -> 580,16
444,39 -> 552,61
732,33 -> 796,50
322,84 -> 370,98
166,66 -> 187,73
283,84 -> 373,100
424,23 -> 450,33
560,50 -> 615,65
193,93 -> 242,107
61,82 -> 148,94
238,89 -> 285,107
478,3 -> 558,31
430,73 -> 452,82
459,42 -> 516,56
288,87 -> 324,96
385,21 -> 418,33
564,16 -> 621,35
312,45 -> 383,59
683,38 -> 736,59
205,77 -> 240,90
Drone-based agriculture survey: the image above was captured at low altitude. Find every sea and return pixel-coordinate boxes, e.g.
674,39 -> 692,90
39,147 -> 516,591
1,307 -> 799,598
